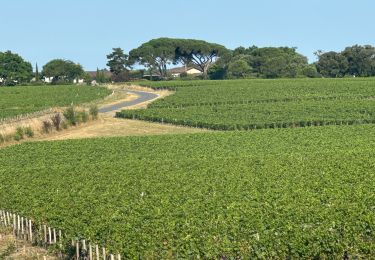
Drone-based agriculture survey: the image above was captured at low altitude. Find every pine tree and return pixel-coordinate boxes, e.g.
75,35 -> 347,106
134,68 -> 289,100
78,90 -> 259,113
35,63 -> 39,82
96,67 -> 99,81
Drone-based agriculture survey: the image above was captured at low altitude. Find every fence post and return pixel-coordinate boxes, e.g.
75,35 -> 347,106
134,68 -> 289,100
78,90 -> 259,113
22,216 -> 25,239
44,225 -> 47,245
82,239 -> 86,251
13,214 -> 16,236
53,228 -> 57,244
7,212 -> 11,226
96,244 -> 100,260
76,241 -> 80,260
48,226 -> 52,244
17,215 -> 21,238
24,217 -> 27,240
89,243 -> 93,260
59,230 -> 62,248
29,219 -> 33,242
0,211 -> 4,226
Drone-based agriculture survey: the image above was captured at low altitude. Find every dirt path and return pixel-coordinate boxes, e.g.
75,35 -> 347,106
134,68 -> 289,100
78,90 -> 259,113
98,89 -> 159,113
26,85 -> 208,142
39,86 -> 208,141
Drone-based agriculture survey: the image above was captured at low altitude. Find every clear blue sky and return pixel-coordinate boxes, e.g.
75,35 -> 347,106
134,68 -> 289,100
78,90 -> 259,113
1,0 -> 374,71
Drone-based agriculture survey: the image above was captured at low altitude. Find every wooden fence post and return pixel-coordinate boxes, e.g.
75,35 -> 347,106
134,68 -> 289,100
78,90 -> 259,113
29,219 -> 33,242
82,239 -> 86,251
48,226 -> 52,244
0,211 -> 4,226
59,230 -> 62,248
17,215 -> 21,237
7,212 -> 10,226
102,247 -> 106,260
76,241 -> 80,260
21,216 -> 24,239
13,214 -> 16,236
44,225 -> 47,245
96,244 -> 100,260
53,228 -> 56,244
24,218 -> 28,240
89,243 -> 93,260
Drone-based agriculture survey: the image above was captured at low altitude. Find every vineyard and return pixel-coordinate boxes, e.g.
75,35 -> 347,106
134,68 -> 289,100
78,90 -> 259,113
118,78 -> 375,129
1,125 -> 375,258
0,85 -> 111,120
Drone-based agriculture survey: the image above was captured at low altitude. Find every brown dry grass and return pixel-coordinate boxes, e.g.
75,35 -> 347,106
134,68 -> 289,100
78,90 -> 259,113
0,109 -> 63,142
0,229 -> 57,260
38,115 -> 208,141
0,85 -> 206,146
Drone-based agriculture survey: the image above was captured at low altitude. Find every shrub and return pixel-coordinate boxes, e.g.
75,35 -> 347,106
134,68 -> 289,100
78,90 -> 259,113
42,120 -> 53,133
63,106 -> 77,126
24,127 -> 34,138
61,121 -> 69,130
77,111 -> 89,123
14,127 -> 25,141
81,111 -> 89,123
14,133 -> 23,141
51,113 -> 62,131
89,105 -> 99,120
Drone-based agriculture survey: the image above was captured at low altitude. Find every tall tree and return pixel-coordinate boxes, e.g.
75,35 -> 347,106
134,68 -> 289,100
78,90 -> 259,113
342,45 -> 375,77
42,59 -> 84,83
249,47 -> 309,78
0,51 -> 33,86
35,63 -> 40,82
106,48 -> 129,77
227,59 -> 252,78
96,68 -> 110,83
175,39 -> 230,78
315,51 -> 349,78
96,67 -> 100,80
129,38 -> 177,78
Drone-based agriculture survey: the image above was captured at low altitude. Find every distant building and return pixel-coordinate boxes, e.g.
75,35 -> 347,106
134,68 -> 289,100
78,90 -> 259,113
168,67 -> 202,78
86,70 -> 113,80
43,76 -> 54,83
73,78 -> 85,84
142,71 -> 162,80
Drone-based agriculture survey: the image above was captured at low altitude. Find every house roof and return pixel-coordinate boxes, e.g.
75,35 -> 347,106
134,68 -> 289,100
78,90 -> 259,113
143,71 -> 162,77
168,67 -> 200,74
168,67 -> 187,74
86,70 -> 112,78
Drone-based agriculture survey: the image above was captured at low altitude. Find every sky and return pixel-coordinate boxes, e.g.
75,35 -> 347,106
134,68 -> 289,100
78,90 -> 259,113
1,0 -> 374,71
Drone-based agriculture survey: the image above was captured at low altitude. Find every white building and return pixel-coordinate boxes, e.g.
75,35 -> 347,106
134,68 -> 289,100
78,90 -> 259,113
168,67 -> 202,78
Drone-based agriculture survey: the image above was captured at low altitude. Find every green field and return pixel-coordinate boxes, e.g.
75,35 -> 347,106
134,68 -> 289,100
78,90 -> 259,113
1,125 -> 375,258
0,85 -> 111,120
118,78 -> 375,130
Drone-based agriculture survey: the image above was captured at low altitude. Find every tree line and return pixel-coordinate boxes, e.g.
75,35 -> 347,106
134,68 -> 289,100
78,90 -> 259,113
106,38 -> 375,80
1,38 -> 375,86
0,52 -> 87,86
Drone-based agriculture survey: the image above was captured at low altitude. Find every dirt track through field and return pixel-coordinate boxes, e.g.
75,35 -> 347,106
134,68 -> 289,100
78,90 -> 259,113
98,89 -> 159,113
36,87 -> 208,141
